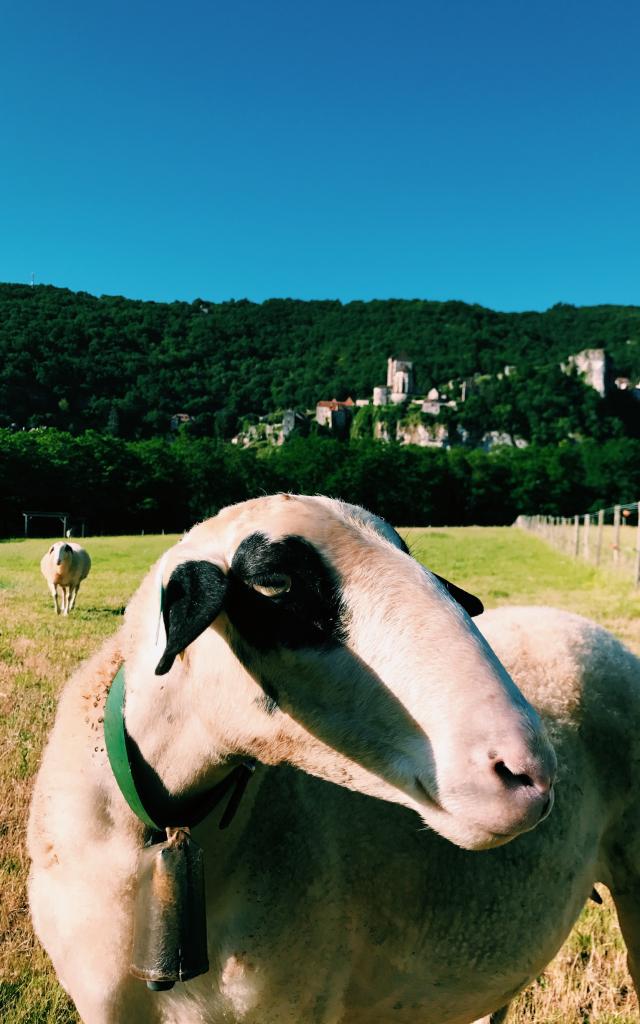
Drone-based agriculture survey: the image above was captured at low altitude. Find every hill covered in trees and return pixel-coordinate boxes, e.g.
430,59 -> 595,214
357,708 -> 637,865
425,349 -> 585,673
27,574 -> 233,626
3,283 -> 640,534
2,283 -> 640,441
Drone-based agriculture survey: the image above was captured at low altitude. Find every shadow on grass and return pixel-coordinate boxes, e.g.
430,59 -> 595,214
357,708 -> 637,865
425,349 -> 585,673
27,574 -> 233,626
76,606 -> 126,618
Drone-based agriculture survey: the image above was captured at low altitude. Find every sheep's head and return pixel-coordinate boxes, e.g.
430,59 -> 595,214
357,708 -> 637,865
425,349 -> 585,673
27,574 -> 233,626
49,542 -> 73,566
132,494 -> 556,851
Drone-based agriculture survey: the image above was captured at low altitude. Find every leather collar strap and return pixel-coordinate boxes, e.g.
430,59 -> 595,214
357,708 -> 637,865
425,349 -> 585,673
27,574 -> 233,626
104,664 -> 255,832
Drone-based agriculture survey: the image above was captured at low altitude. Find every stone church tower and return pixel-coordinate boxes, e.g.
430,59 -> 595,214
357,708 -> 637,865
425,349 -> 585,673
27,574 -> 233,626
387,357 -> 414,403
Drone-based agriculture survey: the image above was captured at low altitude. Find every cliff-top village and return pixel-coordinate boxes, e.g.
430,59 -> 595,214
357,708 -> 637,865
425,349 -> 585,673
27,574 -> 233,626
228,348 -> 639,451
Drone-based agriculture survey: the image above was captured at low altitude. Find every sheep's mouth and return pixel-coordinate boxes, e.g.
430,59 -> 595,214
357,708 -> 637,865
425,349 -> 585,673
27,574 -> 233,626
411,776 -> 553,850
468,789 -> 554,846
412,778 -> 514,850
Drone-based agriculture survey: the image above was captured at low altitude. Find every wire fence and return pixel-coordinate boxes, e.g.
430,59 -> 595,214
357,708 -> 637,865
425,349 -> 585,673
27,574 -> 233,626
517,501 -> 640,587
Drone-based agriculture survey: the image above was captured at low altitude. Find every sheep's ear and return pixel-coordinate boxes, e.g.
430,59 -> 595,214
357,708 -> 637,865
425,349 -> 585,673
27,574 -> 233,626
155,560 -> 228,675
433,573 -> 484,617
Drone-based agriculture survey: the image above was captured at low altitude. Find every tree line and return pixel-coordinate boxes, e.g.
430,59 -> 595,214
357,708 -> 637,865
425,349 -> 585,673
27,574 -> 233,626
2,428 -> 639,537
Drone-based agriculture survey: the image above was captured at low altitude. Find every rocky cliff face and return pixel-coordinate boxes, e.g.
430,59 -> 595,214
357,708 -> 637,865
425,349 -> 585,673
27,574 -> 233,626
374,416 -> 449,446
395,421 -> 449,447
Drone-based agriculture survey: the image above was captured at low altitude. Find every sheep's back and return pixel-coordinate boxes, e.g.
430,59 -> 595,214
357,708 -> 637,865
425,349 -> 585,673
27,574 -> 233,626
39,544 -> 91,585
70,546 -> 91,582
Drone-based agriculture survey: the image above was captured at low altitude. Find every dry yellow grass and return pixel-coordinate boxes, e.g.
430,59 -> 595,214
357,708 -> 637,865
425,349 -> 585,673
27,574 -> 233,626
1,527 -> 639,1022
0,535 -> 178,1022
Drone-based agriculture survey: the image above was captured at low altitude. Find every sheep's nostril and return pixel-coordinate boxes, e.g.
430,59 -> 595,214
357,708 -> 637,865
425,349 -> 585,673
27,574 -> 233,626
493,759 -> 535,791
492,758 -> 554,799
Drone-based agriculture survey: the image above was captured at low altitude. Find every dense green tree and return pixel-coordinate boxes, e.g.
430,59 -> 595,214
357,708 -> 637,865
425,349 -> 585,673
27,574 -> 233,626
3,428 -> 640,537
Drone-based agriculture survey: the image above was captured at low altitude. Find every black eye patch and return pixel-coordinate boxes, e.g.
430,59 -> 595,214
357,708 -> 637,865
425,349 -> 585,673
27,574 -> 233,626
227,533 -> 346,650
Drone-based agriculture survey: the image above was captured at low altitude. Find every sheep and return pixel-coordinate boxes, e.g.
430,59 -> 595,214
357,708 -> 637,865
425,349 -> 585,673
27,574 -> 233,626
32,492 -> 633,1024
40,541 -> 91,615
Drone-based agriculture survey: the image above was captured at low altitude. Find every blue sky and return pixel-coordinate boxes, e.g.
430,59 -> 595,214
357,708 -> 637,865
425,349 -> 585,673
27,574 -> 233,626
0,0 -> 638,311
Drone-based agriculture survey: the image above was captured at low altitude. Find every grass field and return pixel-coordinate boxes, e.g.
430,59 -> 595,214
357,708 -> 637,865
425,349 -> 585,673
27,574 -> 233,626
521,520 -> 640,589
1,526 -> 639,1023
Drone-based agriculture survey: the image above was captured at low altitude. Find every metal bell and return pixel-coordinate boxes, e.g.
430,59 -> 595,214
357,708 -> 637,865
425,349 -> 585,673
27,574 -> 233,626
130,827 -> 209,990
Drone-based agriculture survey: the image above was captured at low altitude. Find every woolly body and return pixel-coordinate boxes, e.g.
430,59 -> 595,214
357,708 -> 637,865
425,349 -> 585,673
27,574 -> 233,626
40,541 -> 91,615
27,497 -> 634,1023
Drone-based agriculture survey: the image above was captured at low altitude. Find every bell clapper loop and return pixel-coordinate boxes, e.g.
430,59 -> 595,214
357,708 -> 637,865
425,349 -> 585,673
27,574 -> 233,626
165,825 -> 190,848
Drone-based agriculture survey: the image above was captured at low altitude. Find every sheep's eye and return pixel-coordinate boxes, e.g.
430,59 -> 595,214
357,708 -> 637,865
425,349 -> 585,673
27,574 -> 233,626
251,574 -> 291,598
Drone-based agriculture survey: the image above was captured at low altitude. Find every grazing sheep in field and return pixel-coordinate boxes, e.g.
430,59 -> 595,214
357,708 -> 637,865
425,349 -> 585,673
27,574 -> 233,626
40,541 -> 91,615
31,492 -> 640,1024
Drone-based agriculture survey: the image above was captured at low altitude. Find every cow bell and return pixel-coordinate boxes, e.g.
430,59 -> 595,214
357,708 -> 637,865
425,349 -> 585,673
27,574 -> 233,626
130,827 -> 209,991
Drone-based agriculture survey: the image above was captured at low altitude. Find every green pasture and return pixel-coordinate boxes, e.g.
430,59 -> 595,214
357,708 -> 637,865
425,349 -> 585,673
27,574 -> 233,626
1,527 -> 639,1022
404,525 -> 640,654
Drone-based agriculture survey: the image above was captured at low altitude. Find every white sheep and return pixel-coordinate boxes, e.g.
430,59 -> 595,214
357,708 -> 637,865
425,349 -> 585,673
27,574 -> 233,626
40,541 -> 91,615
27,494 -> 638,1024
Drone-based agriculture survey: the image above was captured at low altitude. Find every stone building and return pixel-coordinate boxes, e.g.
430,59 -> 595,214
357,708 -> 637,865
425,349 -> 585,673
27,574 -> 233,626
315,397 -> 355,438
373,357 -> 415,405
562,348 -> 614,397
231,409 -> 309,447
373,385 -> 391,406
387,356 -> 414,401
421,387 -> 447,415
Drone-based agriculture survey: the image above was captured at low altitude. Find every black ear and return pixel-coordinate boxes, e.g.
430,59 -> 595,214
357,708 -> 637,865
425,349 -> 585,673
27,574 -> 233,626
433,573 -> 484,617
155,561 -> 228,675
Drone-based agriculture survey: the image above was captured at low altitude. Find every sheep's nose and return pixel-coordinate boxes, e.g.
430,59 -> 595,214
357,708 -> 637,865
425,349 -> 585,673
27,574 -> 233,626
491,756 -> 553,797
487,746 -> 555,825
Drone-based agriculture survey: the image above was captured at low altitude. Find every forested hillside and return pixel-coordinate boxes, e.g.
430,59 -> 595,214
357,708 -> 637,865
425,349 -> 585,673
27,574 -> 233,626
3,284 -> 640,534
2,283 -> 640,439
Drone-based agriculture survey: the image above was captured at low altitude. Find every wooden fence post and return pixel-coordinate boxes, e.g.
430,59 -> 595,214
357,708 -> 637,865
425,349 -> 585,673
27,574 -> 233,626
573,515 -> 580,558
636,502 -> 640,587
613,505 -> 621,566
596,509 -> 604,565
583,514 -> 590,560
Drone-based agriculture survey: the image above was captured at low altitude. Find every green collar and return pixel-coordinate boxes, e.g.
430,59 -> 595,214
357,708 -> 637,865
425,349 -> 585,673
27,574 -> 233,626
104,664 -> 255,833
104,665 -> 161,830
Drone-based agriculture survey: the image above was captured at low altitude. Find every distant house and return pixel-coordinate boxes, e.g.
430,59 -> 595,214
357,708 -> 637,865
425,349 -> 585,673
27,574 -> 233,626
315,397 -> 355,436
421,387 -> 447,416
170,412 -> 192,431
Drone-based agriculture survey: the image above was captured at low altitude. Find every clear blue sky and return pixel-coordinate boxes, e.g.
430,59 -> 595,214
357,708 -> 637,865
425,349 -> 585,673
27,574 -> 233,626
1,0 -> 638,311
